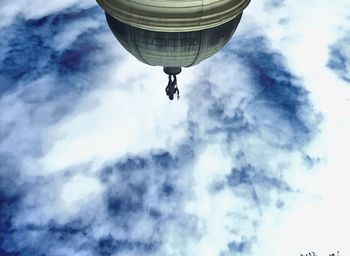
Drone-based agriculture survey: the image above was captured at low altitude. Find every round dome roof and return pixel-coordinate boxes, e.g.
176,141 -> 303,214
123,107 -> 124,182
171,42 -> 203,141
97,0 -> 250,32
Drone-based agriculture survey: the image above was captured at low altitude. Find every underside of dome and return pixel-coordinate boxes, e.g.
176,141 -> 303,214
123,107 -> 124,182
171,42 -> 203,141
97,0 -> 250,32
105,12 -> 242,67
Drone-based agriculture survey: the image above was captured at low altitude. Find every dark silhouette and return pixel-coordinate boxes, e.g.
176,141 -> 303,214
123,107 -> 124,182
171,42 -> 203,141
165,75 -> 179,100
301,252 -> 317,256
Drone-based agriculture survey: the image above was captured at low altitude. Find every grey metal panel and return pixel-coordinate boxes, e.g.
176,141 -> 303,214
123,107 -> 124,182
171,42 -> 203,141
105,13 -> 242,67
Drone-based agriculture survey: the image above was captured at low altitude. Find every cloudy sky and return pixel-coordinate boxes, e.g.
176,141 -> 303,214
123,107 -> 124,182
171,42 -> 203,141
0,0 -> 349,255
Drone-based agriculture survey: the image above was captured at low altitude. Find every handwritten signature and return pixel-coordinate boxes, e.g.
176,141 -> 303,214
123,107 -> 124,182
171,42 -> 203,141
300,251 -> 340,256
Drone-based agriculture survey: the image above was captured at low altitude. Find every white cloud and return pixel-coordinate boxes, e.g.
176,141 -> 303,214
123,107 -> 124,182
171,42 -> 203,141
52,18 -> 101,51
36,61 -> 189,174
60,174 -> 103,211
0,0 -> 349,255
0,0 -> 95,27
242,1 -> 350,256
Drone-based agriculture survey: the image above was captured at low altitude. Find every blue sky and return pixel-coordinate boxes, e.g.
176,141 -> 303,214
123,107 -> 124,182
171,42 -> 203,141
0,1 -> 349,256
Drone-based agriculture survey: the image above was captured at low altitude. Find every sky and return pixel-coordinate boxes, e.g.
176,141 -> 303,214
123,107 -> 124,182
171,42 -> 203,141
0,0 -> 349,256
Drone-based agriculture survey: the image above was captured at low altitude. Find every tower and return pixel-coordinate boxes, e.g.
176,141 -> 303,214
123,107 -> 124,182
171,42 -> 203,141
97,0 -> 250,98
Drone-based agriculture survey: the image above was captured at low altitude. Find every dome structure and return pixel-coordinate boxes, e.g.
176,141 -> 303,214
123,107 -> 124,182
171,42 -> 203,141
97,0 -> 250,32
104,12 -> 242,68
96,0 -> 250,99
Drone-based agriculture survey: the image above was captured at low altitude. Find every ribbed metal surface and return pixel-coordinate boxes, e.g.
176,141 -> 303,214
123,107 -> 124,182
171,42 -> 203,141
97,0 -> 250,32
106,13 -> 242,67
